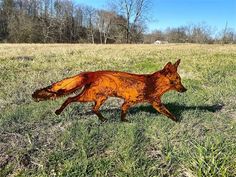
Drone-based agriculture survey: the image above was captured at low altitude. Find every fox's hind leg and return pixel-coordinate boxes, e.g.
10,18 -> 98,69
92,96 -> 108,122
152,101 -> 177,122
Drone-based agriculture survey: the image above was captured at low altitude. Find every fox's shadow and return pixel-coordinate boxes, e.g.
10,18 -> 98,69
130,103 -> 223,121
70,103 -> 224,121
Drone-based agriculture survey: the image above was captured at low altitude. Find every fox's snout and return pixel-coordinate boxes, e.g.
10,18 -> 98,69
179,86 -> 187,92
176,84 -> 187,93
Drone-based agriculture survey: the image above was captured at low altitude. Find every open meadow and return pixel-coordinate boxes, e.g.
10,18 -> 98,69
0,44 -> 236,176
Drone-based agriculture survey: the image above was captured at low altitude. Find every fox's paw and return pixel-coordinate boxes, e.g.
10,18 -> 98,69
55,109 -> 62,115
172,117 -> 178,122
121,118 -> 130,123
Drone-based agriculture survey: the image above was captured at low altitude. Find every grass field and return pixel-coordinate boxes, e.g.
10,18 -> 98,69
0,44 -> 236,177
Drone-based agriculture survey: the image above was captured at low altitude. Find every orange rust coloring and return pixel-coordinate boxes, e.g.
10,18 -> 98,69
32,59 -> 187,122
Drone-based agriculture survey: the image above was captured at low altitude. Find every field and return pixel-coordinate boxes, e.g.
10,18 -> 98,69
1,44 -> 236,177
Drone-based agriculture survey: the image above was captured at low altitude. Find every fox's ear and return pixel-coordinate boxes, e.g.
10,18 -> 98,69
173,59 -> 181,68
164,62 -> 172,70
162,62 -> 174,75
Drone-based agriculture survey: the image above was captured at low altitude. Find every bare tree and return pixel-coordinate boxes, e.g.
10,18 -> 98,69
83,5 -> 96,43
96,10 -> 116,44
221,25 -> 235,44
111,0 -> 149,43
189,23 -> 212,43
0,0 -> 14,41
218,22 -> 236,44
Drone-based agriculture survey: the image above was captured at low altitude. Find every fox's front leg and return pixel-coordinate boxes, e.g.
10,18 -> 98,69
93,97 -> 108,122
120,102 -> 133,122
152,101 -> 177,122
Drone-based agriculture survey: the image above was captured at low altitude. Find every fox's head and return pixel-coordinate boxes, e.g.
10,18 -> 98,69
161,59 -> 187,93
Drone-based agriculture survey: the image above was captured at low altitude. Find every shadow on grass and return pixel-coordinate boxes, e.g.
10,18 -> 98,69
70,103 -> 224,121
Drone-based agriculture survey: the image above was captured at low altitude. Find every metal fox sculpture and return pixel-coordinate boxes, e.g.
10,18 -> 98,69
32,59 -> 187,122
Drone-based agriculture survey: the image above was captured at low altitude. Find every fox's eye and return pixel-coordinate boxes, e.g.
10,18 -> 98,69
170,81 -> 175,85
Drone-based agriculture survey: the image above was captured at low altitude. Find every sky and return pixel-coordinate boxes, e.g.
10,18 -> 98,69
74,0 -> 236,33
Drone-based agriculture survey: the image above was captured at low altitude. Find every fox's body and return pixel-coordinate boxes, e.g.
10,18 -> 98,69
32,59 -> 187,122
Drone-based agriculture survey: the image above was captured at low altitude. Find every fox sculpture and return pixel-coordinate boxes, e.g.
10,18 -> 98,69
32,59 -> 187,122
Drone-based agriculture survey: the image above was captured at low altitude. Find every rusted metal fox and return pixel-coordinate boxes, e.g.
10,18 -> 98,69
32,59 -> 187,122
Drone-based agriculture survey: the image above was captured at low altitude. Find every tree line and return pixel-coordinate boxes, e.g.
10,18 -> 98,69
144,23 -> 236,44
0,0 -> 148,43
0,0 -> 235,44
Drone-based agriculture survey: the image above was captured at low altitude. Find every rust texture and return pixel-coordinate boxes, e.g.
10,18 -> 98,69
32,59 -> 187,122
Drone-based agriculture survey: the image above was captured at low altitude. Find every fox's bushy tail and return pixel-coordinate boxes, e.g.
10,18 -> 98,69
32,73 -> 88,101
